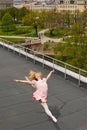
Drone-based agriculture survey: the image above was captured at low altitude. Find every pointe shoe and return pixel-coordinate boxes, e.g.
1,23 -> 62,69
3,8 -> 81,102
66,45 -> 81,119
52,117 -> 57,123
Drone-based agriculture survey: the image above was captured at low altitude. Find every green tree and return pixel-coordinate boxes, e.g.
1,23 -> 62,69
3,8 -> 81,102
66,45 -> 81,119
38,10 -> 48,28
72,23 -> 85,44
82,9 -> 87,26
46,9 -> 58,36
2,13 -> 16,32
71,11 -> 85,45
62,11 -> 71,28
6,7 -> 19,23
22,10 -> 40,36
0,9 -> 6,20
18,7 -> 29,22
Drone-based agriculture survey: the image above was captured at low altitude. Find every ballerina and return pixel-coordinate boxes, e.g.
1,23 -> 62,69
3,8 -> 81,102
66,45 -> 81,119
14,70 -> 57,123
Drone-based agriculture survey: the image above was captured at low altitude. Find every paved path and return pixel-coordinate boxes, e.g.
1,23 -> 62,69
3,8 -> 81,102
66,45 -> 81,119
38,29 -> 63,44
0,46 -> 87,130
0,29 -> 63,44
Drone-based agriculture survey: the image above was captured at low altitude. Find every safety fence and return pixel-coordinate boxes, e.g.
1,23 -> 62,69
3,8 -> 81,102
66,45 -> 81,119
0,38 -> 87,87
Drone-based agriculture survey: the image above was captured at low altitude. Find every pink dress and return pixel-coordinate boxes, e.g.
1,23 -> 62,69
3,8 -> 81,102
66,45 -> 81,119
32,78 -> 48,103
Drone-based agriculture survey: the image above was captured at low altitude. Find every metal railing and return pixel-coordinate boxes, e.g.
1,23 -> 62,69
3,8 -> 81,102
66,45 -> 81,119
0,38 -> 87,86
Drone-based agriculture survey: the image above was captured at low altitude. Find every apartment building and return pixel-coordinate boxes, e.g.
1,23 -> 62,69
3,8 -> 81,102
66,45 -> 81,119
12,0 -> 87,12
77,0 -> 87,12
0,0 -> 13,9
56,0 -> 87,12
21,0 -> 87,12
13,0 -> 23,8
13,0 -> 33,8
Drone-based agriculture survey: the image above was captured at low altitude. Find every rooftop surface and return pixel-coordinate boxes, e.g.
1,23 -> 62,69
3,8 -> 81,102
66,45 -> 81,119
0,46 -> 87,130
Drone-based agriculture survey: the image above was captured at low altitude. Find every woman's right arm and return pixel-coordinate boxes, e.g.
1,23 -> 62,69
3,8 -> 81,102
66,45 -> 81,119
14,79 -> 33,85
25,76 -> 36,88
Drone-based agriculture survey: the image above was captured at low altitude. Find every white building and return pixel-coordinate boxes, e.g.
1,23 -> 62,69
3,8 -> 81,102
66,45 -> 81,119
56,0 -> 87,12
13,0 -> 31,8
13,0 -> 23,8
13,0 -> 87,12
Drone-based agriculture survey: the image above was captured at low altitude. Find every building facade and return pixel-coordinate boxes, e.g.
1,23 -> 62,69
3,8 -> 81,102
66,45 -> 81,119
12,0 -> 87,12
13,0 -> 31,8
13,0 -> 23,8
21,0 -> 87,12
0,0 -> 13,9
56,0 -> 87,13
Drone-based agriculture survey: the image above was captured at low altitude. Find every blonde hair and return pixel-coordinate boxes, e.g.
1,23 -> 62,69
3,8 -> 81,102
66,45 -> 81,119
28,70 -> 42,81
29,70 -> 36,80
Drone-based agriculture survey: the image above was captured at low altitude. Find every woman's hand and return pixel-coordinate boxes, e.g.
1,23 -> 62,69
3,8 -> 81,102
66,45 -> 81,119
50,70 -> 54,73
14,80 -> 20,82
46,70 -> 54,81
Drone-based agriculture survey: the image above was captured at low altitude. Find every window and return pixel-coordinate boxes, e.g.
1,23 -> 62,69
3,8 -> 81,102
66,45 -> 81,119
70,0 -> 74,4
60,0 -> 64,4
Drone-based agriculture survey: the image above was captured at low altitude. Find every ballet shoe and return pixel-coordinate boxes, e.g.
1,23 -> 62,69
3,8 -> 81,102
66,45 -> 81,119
52,117 -> 57,123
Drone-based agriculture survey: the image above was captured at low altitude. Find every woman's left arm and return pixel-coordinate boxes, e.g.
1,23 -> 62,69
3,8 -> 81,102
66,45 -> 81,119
46,70 -> 54,81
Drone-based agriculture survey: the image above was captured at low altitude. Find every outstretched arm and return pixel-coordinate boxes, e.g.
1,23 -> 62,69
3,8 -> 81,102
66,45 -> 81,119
46,70 -> 54,81
14,79 -> 33,85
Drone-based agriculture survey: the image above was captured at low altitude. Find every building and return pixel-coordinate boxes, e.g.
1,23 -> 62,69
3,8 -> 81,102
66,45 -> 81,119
56,0 -> 87,13
0,0 -> 13,9
77,0 -> 87,12
22,0 -> 56,10
21,0 -> 87,12
13,0 -> 87,12
13,0 -> 31,8
13,0 -> 23,8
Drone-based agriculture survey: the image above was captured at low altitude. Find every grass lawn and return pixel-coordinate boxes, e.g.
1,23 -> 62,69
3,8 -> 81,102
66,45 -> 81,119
0,25 -> 40,37
45,28 -> 71,38
0,37 -> 25,44
0,25 -> 41,43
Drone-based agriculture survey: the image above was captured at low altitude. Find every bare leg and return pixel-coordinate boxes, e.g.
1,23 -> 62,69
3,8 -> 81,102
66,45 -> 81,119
41,102 -> 57,123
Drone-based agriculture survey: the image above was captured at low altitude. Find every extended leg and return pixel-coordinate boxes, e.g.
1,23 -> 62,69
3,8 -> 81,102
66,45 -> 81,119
41,102 -> 57,123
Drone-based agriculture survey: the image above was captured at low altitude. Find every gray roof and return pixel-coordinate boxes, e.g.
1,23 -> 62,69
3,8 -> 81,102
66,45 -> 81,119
0,46 -> 87,130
